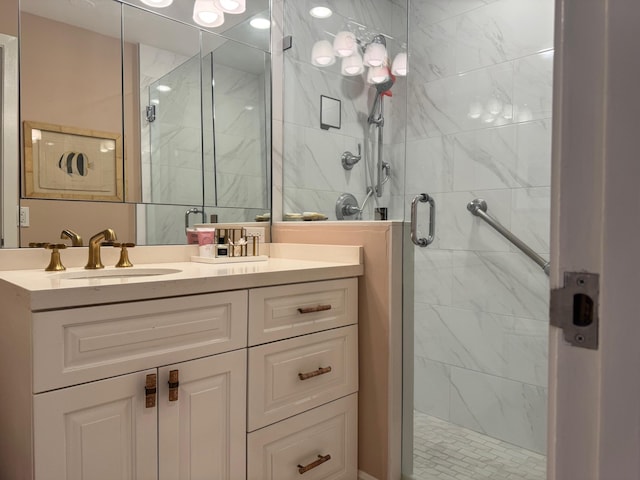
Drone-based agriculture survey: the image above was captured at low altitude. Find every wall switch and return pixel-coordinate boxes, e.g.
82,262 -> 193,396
245,226 -> 265,243
19,206 -> 29,227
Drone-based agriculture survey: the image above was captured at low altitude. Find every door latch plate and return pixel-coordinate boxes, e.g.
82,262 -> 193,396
550,272 -> 599,350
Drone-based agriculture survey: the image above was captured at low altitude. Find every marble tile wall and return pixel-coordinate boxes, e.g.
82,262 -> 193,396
409,0 -> 554,454
282,0 -> 407,220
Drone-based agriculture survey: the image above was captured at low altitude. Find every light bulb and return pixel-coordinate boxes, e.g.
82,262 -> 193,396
250,18 -> 270,29
364,42 -> 387,67
367,65 -> 390,84
486,97 -> 503,115
333,31 -> 356,58
193,0 -> 224,27
391,52 -> 408,76
216,0 -> 245,14
341,52 -> 364,76
468,101 -> 483,119
309,6 -> 332,18
140,0 -> 173,7
311,40 -> 335,67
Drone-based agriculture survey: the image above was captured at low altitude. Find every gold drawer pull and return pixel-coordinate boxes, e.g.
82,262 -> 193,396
298,454 -> 331,474
298,366 -> 332,381
297,304 -> 332,314
145,374 -> 157,409
168,370 -> 179,402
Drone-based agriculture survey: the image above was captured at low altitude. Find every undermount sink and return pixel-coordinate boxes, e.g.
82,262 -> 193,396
55,268 -> 182,280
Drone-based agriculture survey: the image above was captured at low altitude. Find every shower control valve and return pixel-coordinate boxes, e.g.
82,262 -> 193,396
341,143 -> 362,170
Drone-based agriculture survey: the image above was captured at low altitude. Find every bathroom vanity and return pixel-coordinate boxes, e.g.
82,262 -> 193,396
0,244 -> 362,480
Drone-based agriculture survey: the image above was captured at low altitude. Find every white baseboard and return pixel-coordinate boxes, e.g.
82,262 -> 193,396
358,471 -> 379,480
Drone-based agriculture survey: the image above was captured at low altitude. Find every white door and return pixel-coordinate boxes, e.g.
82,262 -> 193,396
158,349 -> 247,480
33,369 -> 158,480
549,0 -> 640,478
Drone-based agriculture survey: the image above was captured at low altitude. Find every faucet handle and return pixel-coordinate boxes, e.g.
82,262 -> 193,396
113,242 -> 135,268
29,242 -> 50,248
45,244 -> 67,272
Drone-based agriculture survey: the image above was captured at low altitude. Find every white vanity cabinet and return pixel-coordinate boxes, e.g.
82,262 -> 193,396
0,256 -> 362,480
247,278 -> 359,480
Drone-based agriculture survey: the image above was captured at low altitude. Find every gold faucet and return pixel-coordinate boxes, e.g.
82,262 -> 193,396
60,229 -> 83,247
85,228 -> 117,269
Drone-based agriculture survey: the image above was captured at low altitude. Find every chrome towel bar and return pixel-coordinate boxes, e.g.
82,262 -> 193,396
467,198 -> 550,276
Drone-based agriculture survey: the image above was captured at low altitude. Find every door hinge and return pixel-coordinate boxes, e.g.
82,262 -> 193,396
550,271 -> 599,350
146,104 -> 156,123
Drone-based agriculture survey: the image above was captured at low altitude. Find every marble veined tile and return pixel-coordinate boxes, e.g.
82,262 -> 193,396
414,303 -> 548,386
450,367 -> 547,453
414,249 -> 454,306
406,135 -> 454,194
515,119 -> 552,188
455,0 -> 555,74
213,64 -> 262,102
452,251 -> 549,321
513,50 -> 555,122
408,62 -> 513,140
452,124 -> 528,191
414,356 -> 451,421
409,15 -> 457,82
510,187 -> 551,255
284,57 -> 368,138
283,123 -> 369,194
434,189 -> 513,252
411,0 -> 499,26
217,173 -> 268,209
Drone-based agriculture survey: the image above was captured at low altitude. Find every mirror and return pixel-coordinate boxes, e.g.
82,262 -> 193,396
0,0 -> 270,248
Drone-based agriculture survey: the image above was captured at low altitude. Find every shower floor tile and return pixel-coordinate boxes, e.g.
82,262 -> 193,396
413,411 -> 546,480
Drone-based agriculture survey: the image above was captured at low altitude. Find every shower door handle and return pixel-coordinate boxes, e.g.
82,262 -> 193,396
411,193 -> 435,247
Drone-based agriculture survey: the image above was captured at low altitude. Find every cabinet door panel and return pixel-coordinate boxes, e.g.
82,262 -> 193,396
34,369 -> 158,480
159,349 -> 247,480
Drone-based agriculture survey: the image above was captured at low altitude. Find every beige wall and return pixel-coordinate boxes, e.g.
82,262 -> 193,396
273,222 -> 403,480
20,199 -> 135,247
19,13 -> 139,244
0,1 -> 18,37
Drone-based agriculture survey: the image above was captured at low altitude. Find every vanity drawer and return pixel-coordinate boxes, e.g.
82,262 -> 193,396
32,290 -> 248,393
248,278 -> 357,346
248,325 -> 358,431
247,394 -> 357,480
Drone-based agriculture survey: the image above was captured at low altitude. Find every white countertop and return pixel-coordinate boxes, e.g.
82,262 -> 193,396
0,244 -> 363,311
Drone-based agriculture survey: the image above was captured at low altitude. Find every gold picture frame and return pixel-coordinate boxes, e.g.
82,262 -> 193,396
23,121 -> 123,202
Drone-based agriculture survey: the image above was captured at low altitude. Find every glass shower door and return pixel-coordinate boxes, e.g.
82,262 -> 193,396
402,0 -> 554,478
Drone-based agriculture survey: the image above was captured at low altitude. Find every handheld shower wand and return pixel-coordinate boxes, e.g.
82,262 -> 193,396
368,75 -> 395,197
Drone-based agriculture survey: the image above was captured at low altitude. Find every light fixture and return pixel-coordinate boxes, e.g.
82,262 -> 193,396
193,0 -> 224,27
341,52 -> 364,76
367,65 -> 390,85
310,29 -> 408,83
156,85 -> 171,92
391,52 -> 407,76
309,6 -> 332,18
215,0 -> 245,14
311,40 -> 336,67
333,31 -> 356,58
250,17 -> 271,29
140,0 -> 173,7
